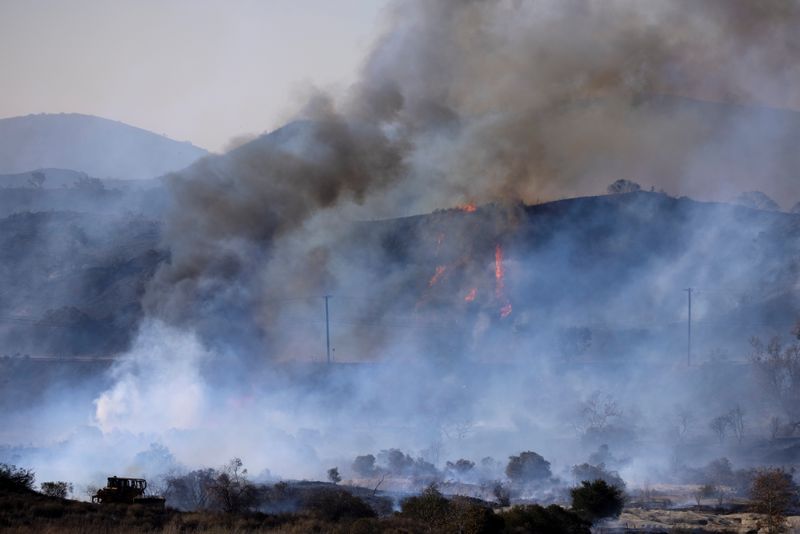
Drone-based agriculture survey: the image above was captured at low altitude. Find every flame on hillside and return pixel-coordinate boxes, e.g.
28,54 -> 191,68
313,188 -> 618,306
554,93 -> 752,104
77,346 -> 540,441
429,265 -> 447,287
457,203 -> 477,213
495,244 -> 512,318
494,245 -> 505,294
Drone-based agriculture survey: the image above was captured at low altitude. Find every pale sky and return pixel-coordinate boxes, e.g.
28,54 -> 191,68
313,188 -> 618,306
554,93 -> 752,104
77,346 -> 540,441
0,0 -> 390,151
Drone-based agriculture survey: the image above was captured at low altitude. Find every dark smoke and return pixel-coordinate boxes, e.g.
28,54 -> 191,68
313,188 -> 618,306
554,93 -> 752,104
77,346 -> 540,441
148,0 -> 800,337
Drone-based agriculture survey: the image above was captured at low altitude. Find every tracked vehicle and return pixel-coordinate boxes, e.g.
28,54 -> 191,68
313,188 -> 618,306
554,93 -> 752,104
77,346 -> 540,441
91,476 -> 165,507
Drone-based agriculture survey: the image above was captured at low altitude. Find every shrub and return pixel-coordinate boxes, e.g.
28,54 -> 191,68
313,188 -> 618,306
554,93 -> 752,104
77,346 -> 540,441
327,467 -> 342,484
381,449 -> 415,474
352,454 -> 377,477
570,479 -> 625,523
492,481 -> 511,507
400,484 -> 451,527
302,487 -> 376,522
40,481 -> 73,499
401,485 -> 501,533
446,459 -> 476,475
571,463 -> 625,489
449,497 -> 504,533
0,463 -> 35,492
500,504 -> 590,534
607,179 -> 641,195
505,451 -> 551,483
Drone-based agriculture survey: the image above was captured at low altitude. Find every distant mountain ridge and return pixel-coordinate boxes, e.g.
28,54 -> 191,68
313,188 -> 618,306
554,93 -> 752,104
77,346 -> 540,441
0,113 -> 208,180
0,168 -> 157,190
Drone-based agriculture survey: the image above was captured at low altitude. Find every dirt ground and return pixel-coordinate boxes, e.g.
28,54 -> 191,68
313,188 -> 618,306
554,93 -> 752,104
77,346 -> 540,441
604,508 -> 800,533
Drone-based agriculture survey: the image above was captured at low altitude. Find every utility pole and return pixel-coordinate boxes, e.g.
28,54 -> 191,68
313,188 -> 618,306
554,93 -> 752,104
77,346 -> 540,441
684,288 -> 692,367
324,295 -> 332,364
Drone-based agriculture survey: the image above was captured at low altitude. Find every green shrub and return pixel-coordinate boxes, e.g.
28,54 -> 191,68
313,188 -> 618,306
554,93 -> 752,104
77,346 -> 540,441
505,451 -> 551,483
500,504 -> 590,534
40,481 -> 73,499
570,479 -> 624,522
302,487 -> 376,521
400,484 -> 451,527
401,485 -> 502,533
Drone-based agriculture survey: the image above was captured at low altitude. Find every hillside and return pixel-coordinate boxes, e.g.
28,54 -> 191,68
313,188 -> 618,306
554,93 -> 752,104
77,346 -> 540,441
0,191 -> 796,361
0,211 -> 164,356
0,168 -> 157,190
336,192 -> 800,362
0,113 -> 208,180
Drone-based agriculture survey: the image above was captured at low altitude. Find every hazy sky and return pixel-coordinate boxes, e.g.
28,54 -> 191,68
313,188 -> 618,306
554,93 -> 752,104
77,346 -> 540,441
0,0 -> 389,151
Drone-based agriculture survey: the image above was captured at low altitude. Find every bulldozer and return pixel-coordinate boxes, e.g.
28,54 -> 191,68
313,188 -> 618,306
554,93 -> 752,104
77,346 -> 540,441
91,476 -> 165,507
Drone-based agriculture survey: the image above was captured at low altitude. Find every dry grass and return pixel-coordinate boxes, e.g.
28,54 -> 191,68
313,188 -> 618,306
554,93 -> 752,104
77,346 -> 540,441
607,507 -> 800,533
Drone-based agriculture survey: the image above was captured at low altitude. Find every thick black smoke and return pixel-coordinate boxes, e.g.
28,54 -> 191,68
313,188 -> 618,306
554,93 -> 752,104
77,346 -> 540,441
148,0 -> 800,341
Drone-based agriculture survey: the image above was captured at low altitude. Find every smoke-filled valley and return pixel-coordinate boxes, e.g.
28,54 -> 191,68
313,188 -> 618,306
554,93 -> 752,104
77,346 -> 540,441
3,0 -> 800,531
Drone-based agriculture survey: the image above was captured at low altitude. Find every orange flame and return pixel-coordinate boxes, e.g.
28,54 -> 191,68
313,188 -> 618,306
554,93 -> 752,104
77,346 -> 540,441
494,245 -> 505,296
495,244 -> 512,318
464,288 -> 477,302
428,265 -> 447,287
457,202 -> 477,213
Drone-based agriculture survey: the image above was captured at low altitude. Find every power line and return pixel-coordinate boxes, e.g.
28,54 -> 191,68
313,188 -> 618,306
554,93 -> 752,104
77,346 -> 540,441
324,295 -> 332,365
684,287 -> 692,367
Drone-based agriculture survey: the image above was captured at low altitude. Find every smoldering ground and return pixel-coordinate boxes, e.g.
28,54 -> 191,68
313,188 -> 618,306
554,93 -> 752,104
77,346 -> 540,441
2,0 -> 800,499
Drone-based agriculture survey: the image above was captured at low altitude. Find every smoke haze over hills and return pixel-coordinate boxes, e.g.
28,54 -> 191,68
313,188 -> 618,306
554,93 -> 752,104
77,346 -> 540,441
1,0 -> 800,506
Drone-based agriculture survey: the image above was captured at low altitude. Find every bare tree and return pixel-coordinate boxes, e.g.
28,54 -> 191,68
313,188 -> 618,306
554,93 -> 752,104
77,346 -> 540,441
675,406 -> 695,442
164,468 -> 216,511
208,458 -> 257,513
442,418 -> 474,441
372,472 -> 387,496
693,483 -> 716,506
579,392 -> 621,434
751,336 -> 800,424
750,468 -> 799,534
728,405 -> 745,444
709,416 -> 730,444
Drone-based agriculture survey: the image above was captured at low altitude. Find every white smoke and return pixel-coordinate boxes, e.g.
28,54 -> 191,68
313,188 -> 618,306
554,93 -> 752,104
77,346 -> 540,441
94,321 -> 209,434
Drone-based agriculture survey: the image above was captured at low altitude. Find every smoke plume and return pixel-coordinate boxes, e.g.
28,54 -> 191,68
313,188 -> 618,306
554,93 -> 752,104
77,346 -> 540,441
5,0 -> 800,496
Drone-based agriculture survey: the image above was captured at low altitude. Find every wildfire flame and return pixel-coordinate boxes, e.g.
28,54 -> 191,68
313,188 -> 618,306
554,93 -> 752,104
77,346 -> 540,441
495,244 -> 512,318
464,288 -> 477,302
494,244 -> 505,297
457,202 -> 477,213
428,265 -> 447,287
